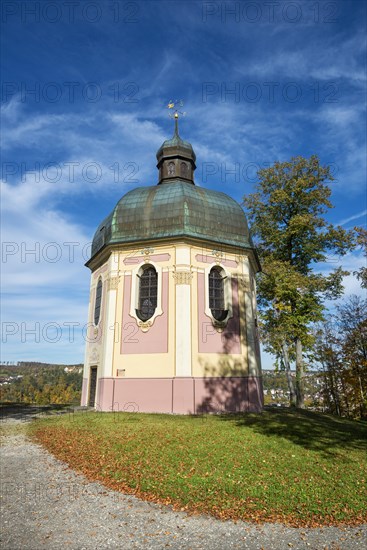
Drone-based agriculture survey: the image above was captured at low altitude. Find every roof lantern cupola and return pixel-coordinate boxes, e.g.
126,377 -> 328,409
156,102 -> 196,185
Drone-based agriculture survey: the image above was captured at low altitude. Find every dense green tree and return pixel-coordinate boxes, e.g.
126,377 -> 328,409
0,366 -> 82,405
244,156 -> 354,407
353,226 -> 367,289
314,319 -> 345,416
315,296 -> 367,419
337,296 -> 367,417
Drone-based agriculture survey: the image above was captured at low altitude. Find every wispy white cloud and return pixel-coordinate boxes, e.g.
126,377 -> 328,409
1,0 -> 365,365
1,178 -> 90,291
1,102 -> 68,151
1,170 -> 91,363
337,210 -> 367,226
242,31 -> 366,83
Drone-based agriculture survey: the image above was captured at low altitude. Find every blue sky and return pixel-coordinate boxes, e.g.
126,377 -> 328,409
1,0 -> 366,367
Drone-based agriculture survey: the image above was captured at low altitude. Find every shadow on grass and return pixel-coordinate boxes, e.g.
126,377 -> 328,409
219,407 -> 367,457
0,402 -> 87,422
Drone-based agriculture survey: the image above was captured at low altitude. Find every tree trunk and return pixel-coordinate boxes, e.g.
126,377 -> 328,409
328,359 -> 341,416
321,361 -> 332,413
281,340 -> 296,407
339,373 -> 351,417
295,337 -> 305,408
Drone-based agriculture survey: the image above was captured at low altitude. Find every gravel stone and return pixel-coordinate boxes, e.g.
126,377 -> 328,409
1,417 -> 366,550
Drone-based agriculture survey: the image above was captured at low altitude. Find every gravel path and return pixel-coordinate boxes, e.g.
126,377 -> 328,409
1,417 -> 366,550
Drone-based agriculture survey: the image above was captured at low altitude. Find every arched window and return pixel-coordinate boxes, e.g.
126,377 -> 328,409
137,266 -> 158,321
180,162 -> 188,177
94,278 -> 103,325
209,267 -> 228,321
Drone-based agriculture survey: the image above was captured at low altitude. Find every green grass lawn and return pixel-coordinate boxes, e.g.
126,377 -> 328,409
29,408 -> 367,527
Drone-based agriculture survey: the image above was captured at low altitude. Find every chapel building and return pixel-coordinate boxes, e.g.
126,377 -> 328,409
81,116 -> 263,413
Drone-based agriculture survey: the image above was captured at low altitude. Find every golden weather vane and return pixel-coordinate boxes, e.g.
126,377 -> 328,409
167,99 -> 186,119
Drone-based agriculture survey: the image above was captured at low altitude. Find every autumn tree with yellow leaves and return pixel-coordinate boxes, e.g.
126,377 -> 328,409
244,156 -> 354,408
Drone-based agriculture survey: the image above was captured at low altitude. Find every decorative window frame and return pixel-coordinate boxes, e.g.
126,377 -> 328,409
130,261 -> 163,331
204,263 -> 233,329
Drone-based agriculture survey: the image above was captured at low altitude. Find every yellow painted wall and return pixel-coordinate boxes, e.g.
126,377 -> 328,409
84,240 -> 261,384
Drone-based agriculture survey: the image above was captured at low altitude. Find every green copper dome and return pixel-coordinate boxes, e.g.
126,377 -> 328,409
88,122 -> 258,267
90,180 -> 254,258
156,127 -> 196,163
158,134 -> 193,152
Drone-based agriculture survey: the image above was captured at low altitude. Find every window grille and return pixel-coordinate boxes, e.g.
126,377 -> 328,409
94,279 -> 103,325
137,266 -> 158,321
209,267 -> 228,321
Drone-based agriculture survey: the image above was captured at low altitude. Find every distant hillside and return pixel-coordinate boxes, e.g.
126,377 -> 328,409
0,361 -> 83,372
0,362 -> 83,405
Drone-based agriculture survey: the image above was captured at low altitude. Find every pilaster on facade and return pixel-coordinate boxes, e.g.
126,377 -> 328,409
240,261 -> 258,376
174,246 -> 193,377
101,278 -> 118,379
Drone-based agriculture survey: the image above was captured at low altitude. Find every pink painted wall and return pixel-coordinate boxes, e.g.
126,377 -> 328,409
248,376 -> 264,410
195,254 -> 238,268
194,377 -> 263,413
197,273 -> 241,354
96,378 -> 114,411
112,378 -> 173,413
121,272 -> 169,354
172,378 -> 195,414
123,257 -> 141,265
124,253 -> 171,265
91,376 -> 263,414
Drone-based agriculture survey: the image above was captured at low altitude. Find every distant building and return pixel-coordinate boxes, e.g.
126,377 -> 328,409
81,118 -> 262,413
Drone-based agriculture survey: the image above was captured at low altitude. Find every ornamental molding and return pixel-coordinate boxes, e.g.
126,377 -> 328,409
123,252 -> 171,265
213,320 -> 227,332
89,347 -> 100,364
203,264 -> 233,326
195,254 -> 238,268
129,261 -> 163,331
235,253 -> 247,264
137,320 -> 153,332
107,276 -> 120,290
93,264 -> 108,280
238,275 -> 251,291
211,249 -> 224,264
172,270 -> 193,285
141,247 -> 154,262
141,247 -> 154,255
123,257 -> 140,265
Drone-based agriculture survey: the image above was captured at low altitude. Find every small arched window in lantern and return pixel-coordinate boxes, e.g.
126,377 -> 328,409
168,161 -> 175,176
137,266 -> 158,321
209,267 -> 228,321
180,162 -> 188,177
94,278 -> 103,325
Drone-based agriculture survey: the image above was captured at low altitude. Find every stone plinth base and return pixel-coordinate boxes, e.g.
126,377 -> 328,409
82,377 -> 263,414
